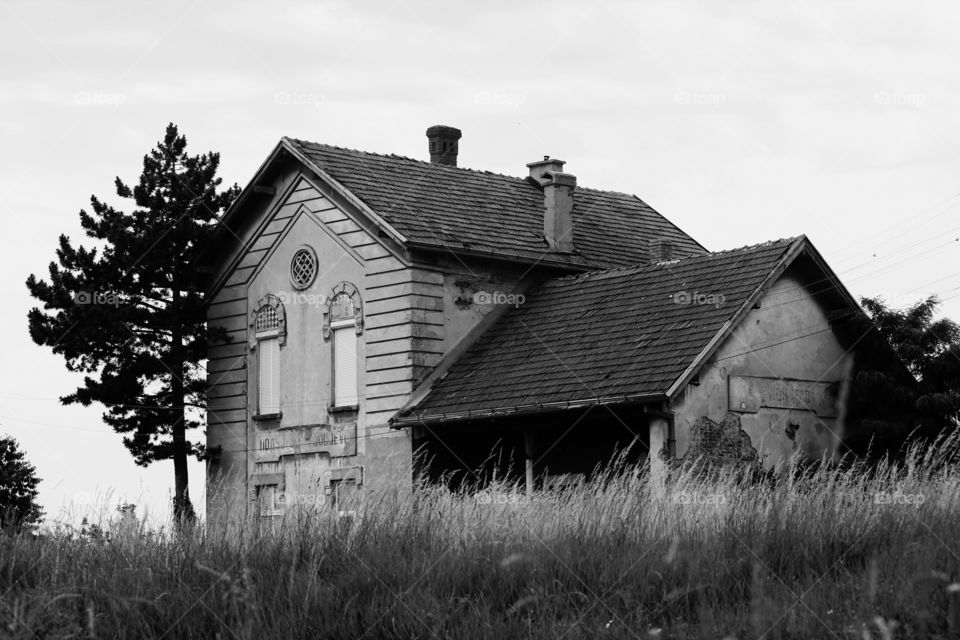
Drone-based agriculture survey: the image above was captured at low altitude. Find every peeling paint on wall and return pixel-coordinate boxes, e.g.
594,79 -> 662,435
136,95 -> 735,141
680,413 -> 759,472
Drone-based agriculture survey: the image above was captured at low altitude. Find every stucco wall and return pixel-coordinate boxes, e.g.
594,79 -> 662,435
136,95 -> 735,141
246,209 -> 367,512
436,255 -> 536,353
669,268 -> 852,469
248,213 -> 366,427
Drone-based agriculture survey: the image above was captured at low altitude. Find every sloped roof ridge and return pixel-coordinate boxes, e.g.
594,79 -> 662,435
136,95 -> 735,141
286,137 -> 675,200
286,137 -> 530,182
544,236 -> 803,286
695,235 -> 803,258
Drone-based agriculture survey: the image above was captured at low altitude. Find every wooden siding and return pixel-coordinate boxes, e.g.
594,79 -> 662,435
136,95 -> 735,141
206,277 -> 249,482
363,266 -> 445,424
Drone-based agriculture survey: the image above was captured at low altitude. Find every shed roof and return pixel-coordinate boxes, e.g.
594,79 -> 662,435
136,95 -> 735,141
393,237 -> 808,425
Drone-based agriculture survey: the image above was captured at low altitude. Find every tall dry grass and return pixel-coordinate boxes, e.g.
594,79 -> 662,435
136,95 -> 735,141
3,435 -> 960,639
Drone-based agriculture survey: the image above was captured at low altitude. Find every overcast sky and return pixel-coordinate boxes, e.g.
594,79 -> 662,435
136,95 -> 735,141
1,0 -> 958,525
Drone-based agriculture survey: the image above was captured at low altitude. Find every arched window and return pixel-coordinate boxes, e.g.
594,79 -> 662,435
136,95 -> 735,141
251,294 -> 286,418
323,282 -> 363,408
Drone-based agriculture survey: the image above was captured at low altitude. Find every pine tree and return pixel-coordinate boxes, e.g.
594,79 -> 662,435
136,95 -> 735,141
0,435 -> 43,529
26,124 -> 239,523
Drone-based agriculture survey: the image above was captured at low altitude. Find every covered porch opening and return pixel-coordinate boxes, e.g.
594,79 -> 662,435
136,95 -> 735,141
411,404 -> 660,493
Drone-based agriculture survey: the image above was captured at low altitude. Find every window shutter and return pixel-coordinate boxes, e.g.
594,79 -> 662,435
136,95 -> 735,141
259,337 -> 280,415
333,326 -> 358,406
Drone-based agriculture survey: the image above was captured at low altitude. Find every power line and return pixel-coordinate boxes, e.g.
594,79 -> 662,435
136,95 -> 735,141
831,192 -> 960,266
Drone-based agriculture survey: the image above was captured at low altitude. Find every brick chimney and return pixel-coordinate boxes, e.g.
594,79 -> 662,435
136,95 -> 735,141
526,156 -> 566,184
543,172 -> 576,252
650,238 -> 676,263
526,156 -> 575,252
426,125 -> 462,166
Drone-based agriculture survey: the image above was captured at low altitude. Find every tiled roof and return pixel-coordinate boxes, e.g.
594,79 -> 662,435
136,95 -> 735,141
394,238 -> 802,425
286,139 -> 707,269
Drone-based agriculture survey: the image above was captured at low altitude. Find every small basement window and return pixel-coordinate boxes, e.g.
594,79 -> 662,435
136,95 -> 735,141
329,478 -> 358,517
256,484 -> 282,518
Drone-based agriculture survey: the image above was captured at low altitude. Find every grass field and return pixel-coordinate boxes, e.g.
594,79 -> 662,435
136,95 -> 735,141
3,438 -> 960,639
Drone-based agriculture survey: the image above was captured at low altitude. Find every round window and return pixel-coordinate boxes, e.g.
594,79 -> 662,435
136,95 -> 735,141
290,247 -> 317,289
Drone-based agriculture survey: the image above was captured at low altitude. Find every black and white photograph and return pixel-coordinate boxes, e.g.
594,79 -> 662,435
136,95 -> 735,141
2,1 -> 960,638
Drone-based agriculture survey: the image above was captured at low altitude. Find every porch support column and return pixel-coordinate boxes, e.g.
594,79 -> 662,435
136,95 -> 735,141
649,417 -> 669,491
523,428 -> 535,496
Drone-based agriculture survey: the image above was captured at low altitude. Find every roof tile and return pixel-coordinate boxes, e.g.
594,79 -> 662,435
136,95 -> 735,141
396,238 -> 800,423
287,139 -> 707,268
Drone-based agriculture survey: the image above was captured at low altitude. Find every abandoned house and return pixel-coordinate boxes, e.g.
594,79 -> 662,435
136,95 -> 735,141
200,125 -> 870,525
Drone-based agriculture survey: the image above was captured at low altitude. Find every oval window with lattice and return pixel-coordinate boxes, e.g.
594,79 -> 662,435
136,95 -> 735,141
290,247 -> 317,289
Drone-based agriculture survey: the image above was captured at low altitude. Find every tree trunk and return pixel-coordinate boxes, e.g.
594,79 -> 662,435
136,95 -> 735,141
171,287 -> 193,524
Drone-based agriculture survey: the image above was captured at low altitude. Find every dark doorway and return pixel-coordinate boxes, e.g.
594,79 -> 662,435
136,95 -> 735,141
412,404 -> 652,491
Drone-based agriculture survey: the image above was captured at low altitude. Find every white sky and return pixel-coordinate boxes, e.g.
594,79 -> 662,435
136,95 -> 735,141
1,0 -> 958,525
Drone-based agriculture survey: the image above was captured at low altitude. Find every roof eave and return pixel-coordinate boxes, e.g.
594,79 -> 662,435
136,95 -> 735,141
390,392 -> 667,427
280,137 -> 409,247
195,140 -> 289,274
406,241 -> 595,272
794,239 -> 867,320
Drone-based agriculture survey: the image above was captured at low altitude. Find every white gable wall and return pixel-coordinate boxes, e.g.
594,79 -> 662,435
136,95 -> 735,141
669,266 -> 853,468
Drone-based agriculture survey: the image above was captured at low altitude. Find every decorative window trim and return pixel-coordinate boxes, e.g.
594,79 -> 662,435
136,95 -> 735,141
250,294 -> 287,348
322,282 -> 364,340
289,245 -> 318,290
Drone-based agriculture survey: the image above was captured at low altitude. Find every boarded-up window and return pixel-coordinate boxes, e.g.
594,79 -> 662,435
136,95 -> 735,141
333,321 -> 358,406
325,289 -> 362,409
258,336 -> 280,415
257,484 -> 281,517
254,301 -> 283,416
330,478 -> 358,516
